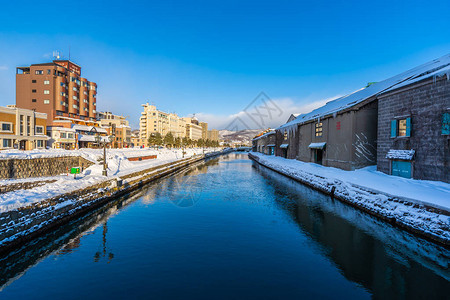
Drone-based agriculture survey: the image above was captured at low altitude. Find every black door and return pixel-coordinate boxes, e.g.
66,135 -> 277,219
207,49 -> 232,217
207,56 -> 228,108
314,149 -> 323,165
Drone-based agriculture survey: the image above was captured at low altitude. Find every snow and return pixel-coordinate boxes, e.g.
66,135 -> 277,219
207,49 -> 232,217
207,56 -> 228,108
279,53 -> 450,130
386,149 -> 415,160
252,129 -> 275,141
0,147 -> 220,212
250,152 -> 450,211
308,142 -> 326,149
72,124 -> 107,133
279,144 -> 289,148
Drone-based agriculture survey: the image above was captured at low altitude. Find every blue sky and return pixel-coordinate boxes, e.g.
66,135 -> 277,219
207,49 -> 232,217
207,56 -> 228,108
0,0 -> 449,129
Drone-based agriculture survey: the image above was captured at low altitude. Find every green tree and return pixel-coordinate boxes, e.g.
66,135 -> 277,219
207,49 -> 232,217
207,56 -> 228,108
148,132 -> 163,146
174,137 -> 181,148
164,132 -> 175,147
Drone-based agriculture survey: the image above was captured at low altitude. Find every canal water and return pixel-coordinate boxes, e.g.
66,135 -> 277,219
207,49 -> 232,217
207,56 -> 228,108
0,153 -> 449,299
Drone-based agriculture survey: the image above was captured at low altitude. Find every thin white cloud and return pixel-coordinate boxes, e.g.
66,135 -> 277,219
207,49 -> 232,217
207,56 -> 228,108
0,65 -> 8,71
197,95 -> 342,130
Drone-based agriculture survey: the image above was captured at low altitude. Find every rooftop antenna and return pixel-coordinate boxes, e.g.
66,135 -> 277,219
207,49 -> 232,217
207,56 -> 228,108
53,51 -> 60,60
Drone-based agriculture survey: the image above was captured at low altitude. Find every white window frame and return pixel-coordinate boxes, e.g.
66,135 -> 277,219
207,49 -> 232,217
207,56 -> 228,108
44,80 -> 50,85
44,90 -> 50,94
44,100 -> 50,104
2,138 -> 12,148
0,122 -> 13,133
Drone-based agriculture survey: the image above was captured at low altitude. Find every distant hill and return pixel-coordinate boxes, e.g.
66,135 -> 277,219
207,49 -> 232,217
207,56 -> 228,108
219,129 -> 263,144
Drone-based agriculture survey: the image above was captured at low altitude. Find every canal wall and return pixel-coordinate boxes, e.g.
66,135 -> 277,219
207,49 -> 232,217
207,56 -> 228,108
248,152 -> 450,247
0,150 -> 231,254
0,156 -> 96,179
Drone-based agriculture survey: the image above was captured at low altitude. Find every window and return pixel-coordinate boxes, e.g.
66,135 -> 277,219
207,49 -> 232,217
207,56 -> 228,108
398,119 -> 407,136
442,112 -> 450,135
73,96 -> 77,100
35,126 -> 44,134
60,82 -> 65,87
36,140 -> 44,148
73,104 -> 78,109
32,99 -> 37,102
1,123 -> 12,132
44,90 -> 50,94
27,116 -> 31,136
44,100 -> 50,104
32,80 -> 36,83
61,132 -> 67,138
44,80 -> 50,85
73,87 -> 77,91
2,139 -> 12,148
315,122 -> 323,137
35,70 -> 43,75
20,115 -> 24,135
32,89 -> 36,93
47,69 -> 51,75
284,131 -> 287,140
391,117 -> 411,138
68,133 -> 74,139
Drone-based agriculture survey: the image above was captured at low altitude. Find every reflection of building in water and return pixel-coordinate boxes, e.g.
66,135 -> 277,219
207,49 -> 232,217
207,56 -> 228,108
94,222 -> 114,263
255,164 -> 450,298
142,191 -> 156,205
0,193 -> 141,289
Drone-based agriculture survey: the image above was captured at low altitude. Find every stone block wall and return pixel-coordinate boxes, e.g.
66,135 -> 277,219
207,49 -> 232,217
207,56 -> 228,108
377,77 -> 450,182
0,156 -> 95,179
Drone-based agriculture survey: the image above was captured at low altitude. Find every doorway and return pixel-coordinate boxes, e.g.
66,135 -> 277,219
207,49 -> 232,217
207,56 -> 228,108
314,149 -> 323,165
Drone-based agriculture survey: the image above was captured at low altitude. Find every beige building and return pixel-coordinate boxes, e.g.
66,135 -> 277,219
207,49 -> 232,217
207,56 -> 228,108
98,112 -> 131,148
169,113 -> 187,138
47,127 -> 76,149
207,129 -> 219,141
131,130 -> 144,147
199,122 -> 208,140
183,117 -> 203,141
139,103 -> 187,146
0,105 -> 49,150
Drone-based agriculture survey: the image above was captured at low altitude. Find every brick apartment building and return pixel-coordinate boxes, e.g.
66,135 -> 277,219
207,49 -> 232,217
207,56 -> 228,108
16,60 -> 97,126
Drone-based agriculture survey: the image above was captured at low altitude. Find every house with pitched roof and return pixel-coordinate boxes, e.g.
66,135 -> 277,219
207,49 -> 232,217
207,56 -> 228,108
275,53 -> 450,172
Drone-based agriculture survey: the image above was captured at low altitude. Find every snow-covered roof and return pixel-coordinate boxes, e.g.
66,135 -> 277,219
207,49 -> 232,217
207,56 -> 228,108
252,129 -> 275,141
279,144 -> 289,148
49,127 -> 76,132
267,144 -> 275,147
386,149 -> 415,160
308,142 -> 326,149
72,124 -> 107,134
279,53 -> 450,130
78,135 -> 110,142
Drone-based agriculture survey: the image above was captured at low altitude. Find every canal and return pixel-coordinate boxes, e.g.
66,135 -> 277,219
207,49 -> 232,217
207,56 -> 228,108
0,153 -> 449,299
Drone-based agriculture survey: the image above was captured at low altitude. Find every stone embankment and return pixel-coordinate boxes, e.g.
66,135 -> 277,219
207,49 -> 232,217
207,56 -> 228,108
0,156 -> 95,179
0,150 -> 231,253
249,152 -> 450,247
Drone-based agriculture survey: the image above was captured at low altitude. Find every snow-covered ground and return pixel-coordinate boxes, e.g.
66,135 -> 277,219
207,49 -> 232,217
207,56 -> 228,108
251,152 -> 450,211
0,147 -> 218,213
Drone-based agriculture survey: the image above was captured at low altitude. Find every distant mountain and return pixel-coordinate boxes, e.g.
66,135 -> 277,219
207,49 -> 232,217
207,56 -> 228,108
219,129 -> 263,144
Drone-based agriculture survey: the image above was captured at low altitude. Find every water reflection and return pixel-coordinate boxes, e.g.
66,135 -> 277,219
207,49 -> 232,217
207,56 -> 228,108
253,163 -> 450,298
0,153 -> 448,299
0,189 -> 143,290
